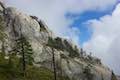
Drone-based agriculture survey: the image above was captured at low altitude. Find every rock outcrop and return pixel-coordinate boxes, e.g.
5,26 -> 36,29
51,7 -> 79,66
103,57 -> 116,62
0,2 -> 115,80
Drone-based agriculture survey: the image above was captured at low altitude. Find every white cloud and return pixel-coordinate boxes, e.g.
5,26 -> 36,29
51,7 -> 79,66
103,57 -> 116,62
83,3 -> 120,75
4,0 -> 117,46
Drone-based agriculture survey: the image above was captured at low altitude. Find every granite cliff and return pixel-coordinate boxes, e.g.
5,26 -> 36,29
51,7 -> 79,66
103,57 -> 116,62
0,2 -> 117,80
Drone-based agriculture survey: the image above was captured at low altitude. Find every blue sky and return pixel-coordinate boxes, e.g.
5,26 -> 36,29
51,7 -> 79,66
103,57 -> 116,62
65,5 -> 116,46
3,0 -> 120,75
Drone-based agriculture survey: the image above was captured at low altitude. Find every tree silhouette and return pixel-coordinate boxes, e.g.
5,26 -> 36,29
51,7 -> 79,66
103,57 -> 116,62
0,2 -> 5,10
47,37 -> 57,80
111,71 -> 117,80
101,74 -> 104,80
0,16 -> 7,54
47,37 -> 64,80
16,27 -> 34,77
54,37 -> 64,80
16,37 -> 34,66
63,40 -> 79,58
80,48 -> 84,57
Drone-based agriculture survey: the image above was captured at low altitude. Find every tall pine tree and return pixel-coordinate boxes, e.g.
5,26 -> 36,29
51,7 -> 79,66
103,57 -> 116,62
0,15 -> 7,54
47,37 -> 57,80
16,36 -> 34,71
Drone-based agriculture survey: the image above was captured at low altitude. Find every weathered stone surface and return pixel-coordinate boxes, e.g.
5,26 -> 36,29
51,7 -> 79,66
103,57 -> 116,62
117,76 -> 120,80
0,2 -> 5,12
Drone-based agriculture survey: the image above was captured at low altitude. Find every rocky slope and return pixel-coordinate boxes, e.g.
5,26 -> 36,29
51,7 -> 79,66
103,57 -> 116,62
0,2 -> 116,80
117,76 -> 120,80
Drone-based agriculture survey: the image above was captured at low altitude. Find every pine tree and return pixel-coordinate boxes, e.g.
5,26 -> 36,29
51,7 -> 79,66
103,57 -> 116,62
101,74 -> 104,80
0,15 -> 7,54
47,37 -> 57,80
0,2 -> 5,9
47,37 -> 70,80
63,39 -> 79,58
80,48 -> 84,57
16,36 -> 34,72
111,71 -> 117,80
54,37 -> 64,80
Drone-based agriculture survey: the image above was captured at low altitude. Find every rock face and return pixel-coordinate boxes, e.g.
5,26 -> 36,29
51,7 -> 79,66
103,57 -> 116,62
117,76 -> 120,80
0,2 -> 114,80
